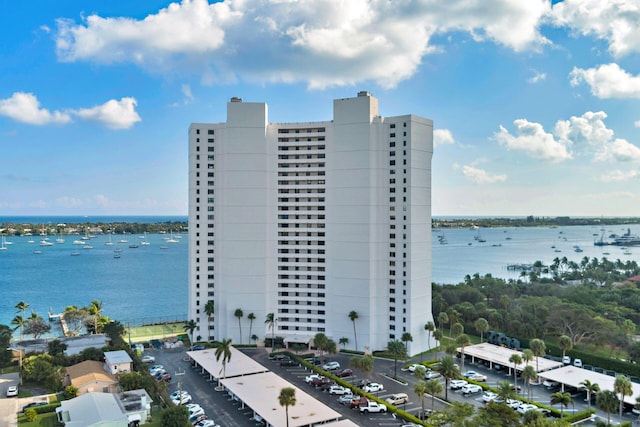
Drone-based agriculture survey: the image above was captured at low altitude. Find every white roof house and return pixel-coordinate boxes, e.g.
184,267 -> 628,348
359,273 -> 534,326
55,390 -> 152,426
104,350 -> 133,375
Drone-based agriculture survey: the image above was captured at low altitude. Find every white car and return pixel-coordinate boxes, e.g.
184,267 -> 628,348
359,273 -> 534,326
462,370 -> 478,378
461,384 -> 482,395
468,373 -> 487,382
517,403 -> 538,414
562,356 -> 571,364
189,407 -> 205,418
149,364 -> 164,375
359,401 -> 387,413
386,393 -> 409,405
482,391 -> 498,402
425,370 -> 442,379
141,355 -> 156,363
405,364 -> 422,372
449,379 -> 468,390
171,394 -> 193,405
338,394 -> 355,404
171,390 -> 190,400
195,420 -> 220,427
304,374 -> 323,384
542,380 -> 559,388
6,386 -> 18,397
322,361 -> 340,371
328,385 -> 350,395
363,382 -> 384,393
507,399 -> 523,409
573,359 -> 583,368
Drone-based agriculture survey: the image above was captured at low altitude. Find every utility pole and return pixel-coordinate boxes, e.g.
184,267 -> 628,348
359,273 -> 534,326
175,368 -> 185,403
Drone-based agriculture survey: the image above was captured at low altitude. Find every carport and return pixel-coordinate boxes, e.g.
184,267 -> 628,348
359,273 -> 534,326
221,371 -> 343,427
458,343 -> 564,374
186,347 -> 268,383
538,365 -> 640,406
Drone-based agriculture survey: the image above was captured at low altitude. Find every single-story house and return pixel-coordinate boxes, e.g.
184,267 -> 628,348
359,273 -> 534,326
56,390 -> 152,427
104,350 -> 133,375
64,360 -> 118,395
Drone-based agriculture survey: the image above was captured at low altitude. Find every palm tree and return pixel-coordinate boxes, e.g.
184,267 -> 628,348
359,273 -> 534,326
14,301 -> 29,339
414,380 -> 428,417
496,380 -> 516,403
183,319 -> 198,348
247,312 -> 256,344
387,340 -> 407,379
433,329 -> 443,351
401,332 -> 413,355
508,353 -> 522,393
278,387 -> 297,427
88,300 -> 103,334
214,338 -> 233,389
521,365 -> 537,401
437,312 -> 449,334
265,312 -> 275,348
451,322 -> 464,337
11,315 -> 25,340
234,308 -> 244,344
614,374 -> 633,424
522,349 -> 534,366
596,390 -> 619,426
559,335 -> 572,359
529,338 -> 546,373
474,318 -> 489,343
423,378 -> 444,416
579,379 -> 600,410
339,337 -> 349,349
455,333 -> 470,371
314,333 -> 329,361
348,311 -> 359,351
204,301 -> 215,341
425,321 -> 435,352
550,391 -> 572,417
437,355 -> 459,400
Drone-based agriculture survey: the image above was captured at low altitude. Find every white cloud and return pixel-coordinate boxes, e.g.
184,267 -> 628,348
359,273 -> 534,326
570,63 -> 640,99
551,0 -> 640,57
494,119 -> 572,162
73,97 -> 141,129
0,92 -> 140,129
599,170 -> 640,182
527,70 -> 546,84
54,0 -> 550,88
0,92 -> 71,125
181,84 -> 194,103
434,129 -> 454,147
497,111 -> 640,164
635,119 -> 640,128
460,165 -> 507,184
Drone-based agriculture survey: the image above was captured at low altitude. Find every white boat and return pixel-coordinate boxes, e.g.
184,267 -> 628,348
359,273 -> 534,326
73,240 -> 86,245
105,233 -> 114,246
166,231 -> 179,243
118,239 -> 129,243
39,239 -> 54,246
56,237 -> 65,244
0,236 -> 7,251
70,252 -> 80,256
140,232 -> 150,246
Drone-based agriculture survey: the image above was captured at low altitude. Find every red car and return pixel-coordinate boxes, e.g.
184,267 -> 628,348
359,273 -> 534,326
336,369 -> 353,378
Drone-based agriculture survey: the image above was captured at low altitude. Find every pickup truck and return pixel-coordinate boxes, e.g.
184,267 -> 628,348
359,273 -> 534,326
359,401 -> 387,414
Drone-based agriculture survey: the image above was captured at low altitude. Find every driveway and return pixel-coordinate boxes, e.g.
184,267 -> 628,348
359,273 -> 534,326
0,373 -> 19,427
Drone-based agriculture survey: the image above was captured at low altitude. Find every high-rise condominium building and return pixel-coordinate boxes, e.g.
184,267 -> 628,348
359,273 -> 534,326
188,92 -> 433,354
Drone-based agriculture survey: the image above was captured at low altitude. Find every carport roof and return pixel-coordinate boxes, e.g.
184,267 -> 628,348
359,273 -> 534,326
538,365 -> 640,405
459,343 -> 564,373
221,371 -> 343,427
187,347 -> 269,379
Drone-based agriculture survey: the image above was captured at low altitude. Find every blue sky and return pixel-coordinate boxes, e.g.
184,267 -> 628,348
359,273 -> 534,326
1,0 -> 639,217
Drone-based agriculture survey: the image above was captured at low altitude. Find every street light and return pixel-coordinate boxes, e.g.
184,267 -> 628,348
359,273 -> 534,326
7,347 -> 23,385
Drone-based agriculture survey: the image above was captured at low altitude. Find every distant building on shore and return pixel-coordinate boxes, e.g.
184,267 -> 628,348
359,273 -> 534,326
187,92 -> 434,354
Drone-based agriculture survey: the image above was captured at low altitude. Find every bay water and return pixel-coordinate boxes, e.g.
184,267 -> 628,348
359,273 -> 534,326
1,217 -> 638,333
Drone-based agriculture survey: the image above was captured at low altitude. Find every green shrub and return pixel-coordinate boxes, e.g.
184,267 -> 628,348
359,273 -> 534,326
24,408 -> 37,422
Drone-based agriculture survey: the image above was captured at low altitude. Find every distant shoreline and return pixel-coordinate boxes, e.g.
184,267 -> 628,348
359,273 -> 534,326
433,216 -> 640,229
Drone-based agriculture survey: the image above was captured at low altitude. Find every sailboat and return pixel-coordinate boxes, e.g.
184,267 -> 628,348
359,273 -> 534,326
105,233 -> 114,246
140,232 -> 150,246
0,235 -> 7,251
166,231 -> 179,243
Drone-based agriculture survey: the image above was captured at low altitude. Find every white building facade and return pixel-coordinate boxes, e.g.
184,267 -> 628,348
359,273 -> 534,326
188,92 -> 433,354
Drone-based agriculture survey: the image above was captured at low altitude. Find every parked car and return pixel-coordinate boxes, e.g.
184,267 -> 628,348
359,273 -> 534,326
462,370 -> 478,378
172,393 -> 193,405
336,368 -> 353,378
304,374 -> 323,384
141,355 -> 156,363
149,364 -> 164,375
449,379 -> 468,390
385,393 -> 409,405
311,377 -> 334,388
156,372 -> 172,382
171,390 -> 190,400
6,386 -> 18,397
506,399 -> 523,409
189,407 -> 205,418
517,403 -> 538,414
425,370 -> 442,380
338,394 -> 355,405
573,359 -> 583,368
468,373 -> 487,382
322,361 -> 340,371
461,384 -> 482,395
562,356 -> 571,365
405,364 -> 422,372
192,345 -> 206,350
195,420 -> 219,427
304,356 -> 321,365
189,413 -> 207,425
350,396 -> 368,409
22,401 -> 47,412
542,380 -> 559,388
363,382 -> 384,393
359,401 -> 387,413
328,385 -> 350,395
280,359 -> 299,367
482,391 -> 498,403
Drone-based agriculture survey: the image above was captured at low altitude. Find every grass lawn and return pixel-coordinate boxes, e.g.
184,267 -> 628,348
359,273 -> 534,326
17,412 -> 61,426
